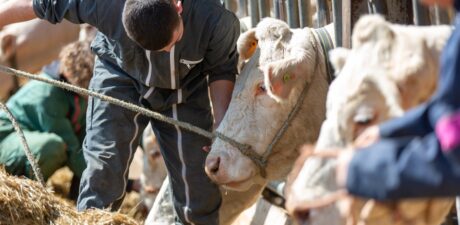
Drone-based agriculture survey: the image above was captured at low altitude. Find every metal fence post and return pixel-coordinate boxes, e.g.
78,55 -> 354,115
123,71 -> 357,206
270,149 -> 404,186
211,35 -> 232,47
316,0 -> 330,28
298,0 -> 311,27
250,0 -> 260,28
412,0 -> 431,25
287,0 -> 300,28
258,0 -> 270,19
332,0 -> 342,47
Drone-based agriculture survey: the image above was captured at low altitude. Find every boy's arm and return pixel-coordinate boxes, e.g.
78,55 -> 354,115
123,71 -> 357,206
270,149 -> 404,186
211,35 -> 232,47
209,80 -> 234,129
0,0 -> 35,28
346,132 -> 460,200
378,103 -> 432,138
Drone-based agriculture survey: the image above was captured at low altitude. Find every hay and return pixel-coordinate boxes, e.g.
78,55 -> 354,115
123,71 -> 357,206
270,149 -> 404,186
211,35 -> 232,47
0,169 -> 139,225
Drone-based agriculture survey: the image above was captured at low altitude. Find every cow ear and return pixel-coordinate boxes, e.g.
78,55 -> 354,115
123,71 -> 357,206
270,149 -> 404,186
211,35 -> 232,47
329,48 -> 350,76
352,15 -> 394,47
263,61 -> 297,102
237,28 -> 258,61
0,34 -> 16,61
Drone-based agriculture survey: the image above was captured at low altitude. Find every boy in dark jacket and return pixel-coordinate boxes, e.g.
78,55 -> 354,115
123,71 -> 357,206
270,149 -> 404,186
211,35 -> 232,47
336,0 -> 460,200
0,1 -> 239,224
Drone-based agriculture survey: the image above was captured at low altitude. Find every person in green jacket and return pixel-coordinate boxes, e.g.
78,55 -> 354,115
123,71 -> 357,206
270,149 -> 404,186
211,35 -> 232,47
0,41 -> 94,196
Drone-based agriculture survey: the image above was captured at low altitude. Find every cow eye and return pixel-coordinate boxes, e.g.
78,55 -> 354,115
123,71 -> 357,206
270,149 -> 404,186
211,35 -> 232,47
353,113 -> 374,125
255,82 -> 267,95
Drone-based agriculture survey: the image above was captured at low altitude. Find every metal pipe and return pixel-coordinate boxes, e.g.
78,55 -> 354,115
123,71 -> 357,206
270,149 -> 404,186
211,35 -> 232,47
368,0 -> 388,14
433,4 -> 451,25
250,0 -> 260,28
239,0 -> 249,17
412,0 -> 431,25
332,0 -> 342,47
342,0 -> 351,48
316,0 -> 330,28
273,0 -> 281,19
258,0 -> 270,19
298,0 -> 310,27
287,0 -> 300,28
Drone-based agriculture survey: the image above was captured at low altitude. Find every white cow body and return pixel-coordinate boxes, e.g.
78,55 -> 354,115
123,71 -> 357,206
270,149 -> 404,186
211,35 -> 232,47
286,15 -> 454,225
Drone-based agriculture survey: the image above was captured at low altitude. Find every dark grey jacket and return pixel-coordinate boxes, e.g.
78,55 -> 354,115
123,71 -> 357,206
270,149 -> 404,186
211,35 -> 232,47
33,0 -> 239,95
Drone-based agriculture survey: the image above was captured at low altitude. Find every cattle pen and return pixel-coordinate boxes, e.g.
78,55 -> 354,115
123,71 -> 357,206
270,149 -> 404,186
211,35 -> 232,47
0,0 -> 458,225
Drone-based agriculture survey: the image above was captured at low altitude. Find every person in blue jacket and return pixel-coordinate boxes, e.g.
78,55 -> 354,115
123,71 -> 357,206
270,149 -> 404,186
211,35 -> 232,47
335,0 -> 460,201
0,1 -> 239,224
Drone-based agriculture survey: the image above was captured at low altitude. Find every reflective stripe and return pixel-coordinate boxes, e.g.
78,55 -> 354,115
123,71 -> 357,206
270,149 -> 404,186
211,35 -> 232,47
178,89 -> 183,104
173,104 -> 193,224
116,112 -> 141,202
144,87 -> 155,99
145,50 -> 153,84
170,46 -> 176,89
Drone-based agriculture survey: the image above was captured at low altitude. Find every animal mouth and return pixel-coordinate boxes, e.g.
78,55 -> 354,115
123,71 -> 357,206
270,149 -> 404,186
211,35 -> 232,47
221,175 -> 253,190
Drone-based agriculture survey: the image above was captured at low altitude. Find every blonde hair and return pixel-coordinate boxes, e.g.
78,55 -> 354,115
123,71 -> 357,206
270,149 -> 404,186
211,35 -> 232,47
59,41 -> 95,89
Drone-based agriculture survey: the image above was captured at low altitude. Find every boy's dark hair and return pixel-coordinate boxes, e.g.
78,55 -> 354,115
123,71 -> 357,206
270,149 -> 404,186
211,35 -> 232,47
122,0 -> 180,51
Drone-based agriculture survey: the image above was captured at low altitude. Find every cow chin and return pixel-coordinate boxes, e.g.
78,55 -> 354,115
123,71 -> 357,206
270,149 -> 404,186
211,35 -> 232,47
222,177 -> 254,191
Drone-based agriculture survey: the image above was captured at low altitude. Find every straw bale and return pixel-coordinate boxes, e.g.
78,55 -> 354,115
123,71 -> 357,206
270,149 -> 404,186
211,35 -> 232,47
0,169 -> 139,225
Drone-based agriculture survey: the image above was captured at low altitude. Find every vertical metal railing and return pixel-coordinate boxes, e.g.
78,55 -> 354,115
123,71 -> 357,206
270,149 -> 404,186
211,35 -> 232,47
249,0 -> 260,28
286,0 -> 300,28
412,0 -> 431,25
298,0 -> 311,28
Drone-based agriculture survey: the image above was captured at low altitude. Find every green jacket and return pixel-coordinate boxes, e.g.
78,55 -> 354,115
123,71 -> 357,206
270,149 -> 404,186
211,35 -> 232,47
0,73 -> 86,177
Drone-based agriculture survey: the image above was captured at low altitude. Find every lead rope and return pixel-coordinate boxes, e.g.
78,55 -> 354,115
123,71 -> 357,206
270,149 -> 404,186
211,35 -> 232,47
0,65 -> 262,174
0,102 -> 46,187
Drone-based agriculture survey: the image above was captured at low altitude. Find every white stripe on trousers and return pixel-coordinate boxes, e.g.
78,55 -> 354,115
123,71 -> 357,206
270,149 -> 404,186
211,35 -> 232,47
115,112 -> 141,203
173,104 -> 194,224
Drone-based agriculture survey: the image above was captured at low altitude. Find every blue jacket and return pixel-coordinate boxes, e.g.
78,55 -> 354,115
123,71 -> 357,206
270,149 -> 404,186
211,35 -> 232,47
346,2 -> 460,200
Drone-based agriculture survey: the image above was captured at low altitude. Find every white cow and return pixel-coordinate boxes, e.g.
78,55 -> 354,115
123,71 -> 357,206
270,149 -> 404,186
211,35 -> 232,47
285,15 -> 454,225
140,123 -> 167,211
0,19 -> 80,101
204,18 -> 335,224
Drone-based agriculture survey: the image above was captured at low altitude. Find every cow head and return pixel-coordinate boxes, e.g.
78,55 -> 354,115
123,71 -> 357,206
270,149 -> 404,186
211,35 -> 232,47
285,15 -> 451,225
140,123 -> 167,210
205,18 -> 329,191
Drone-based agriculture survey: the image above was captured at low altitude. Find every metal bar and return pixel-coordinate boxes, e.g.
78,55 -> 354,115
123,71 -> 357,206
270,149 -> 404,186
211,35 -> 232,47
279,0 -> 287,22
258,0 -> 270,19
273,0 -> 281,19
287,0 -> 300,28
239,0 -> 249,17
316,0 -> 329,27
342,0 -> 351,48
250,0 -> 260,28
368,0 -> 388,14
332,0 -> 342,47
412,0 -> 431,25
434,4 -> 451,25
298,0 -> 310,27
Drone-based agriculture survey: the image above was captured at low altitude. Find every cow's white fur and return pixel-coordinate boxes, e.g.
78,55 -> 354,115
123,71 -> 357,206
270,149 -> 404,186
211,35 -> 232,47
204,18 -> 335,224
286,15 -> 453,225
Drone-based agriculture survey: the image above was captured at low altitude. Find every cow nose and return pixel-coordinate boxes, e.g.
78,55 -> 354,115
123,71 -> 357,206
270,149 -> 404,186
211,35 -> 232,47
206,156 -> 221,175
294,209 -> 310,225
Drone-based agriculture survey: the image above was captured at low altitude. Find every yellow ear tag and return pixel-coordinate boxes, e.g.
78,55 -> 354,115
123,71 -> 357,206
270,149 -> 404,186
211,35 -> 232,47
283,73 -> 291,83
